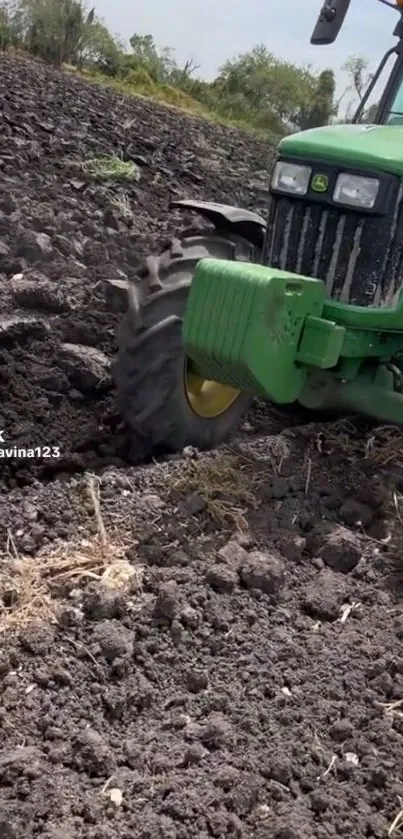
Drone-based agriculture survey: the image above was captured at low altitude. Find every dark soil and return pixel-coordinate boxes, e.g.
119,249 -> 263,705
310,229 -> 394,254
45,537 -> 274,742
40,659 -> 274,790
1,52 -> 403,839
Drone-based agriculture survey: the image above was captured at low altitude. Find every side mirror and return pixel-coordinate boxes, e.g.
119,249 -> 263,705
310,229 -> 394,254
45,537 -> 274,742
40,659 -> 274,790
311,0 -> 351,44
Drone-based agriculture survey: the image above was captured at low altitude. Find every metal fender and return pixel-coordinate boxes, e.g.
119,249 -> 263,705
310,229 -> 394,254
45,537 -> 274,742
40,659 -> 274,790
170,199 -> 266,250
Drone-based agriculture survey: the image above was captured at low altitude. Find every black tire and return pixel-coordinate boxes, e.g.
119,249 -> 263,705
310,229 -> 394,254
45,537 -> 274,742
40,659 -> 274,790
114,232 -> 258,454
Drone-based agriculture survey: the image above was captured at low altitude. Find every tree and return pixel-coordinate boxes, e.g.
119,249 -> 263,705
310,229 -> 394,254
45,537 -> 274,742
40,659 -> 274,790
299,69 -> 336,129
78,20 -> 122,74
0,0 -> 117,67
127,33 -> 175,83
338,55 -> 377,122
0,0 -> 26,49
212,45 -> 328,132
169,57 -> 200,89
342,55 -> 371,102
21,0 -> 94,65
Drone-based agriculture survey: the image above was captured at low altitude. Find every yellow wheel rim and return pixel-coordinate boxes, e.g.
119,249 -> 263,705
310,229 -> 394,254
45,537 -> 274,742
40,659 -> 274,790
185,362 -> 240,419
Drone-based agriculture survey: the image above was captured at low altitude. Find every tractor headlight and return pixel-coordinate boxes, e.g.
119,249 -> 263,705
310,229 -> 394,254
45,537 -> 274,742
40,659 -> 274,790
333,173 -> 380,209
272,162 -> 311,196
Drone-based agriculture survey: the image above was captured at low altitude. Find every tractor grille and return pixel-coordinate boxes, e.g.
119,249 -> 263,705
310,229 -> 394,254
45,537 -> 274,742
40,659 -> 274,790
264,191 -> 403,307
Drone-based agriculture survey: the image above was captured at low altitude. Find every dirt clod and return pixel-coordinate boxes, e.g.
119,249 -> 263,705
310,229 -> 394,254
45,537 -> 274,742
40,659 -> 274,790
302,569 -> 348,621
218,540 -> 250,566
186,668 -> 209,693
153,581 -> 179,622
275,530 -> 306,562
206,564 -> 238,593
306,523 -> 362,573
91,619 -> 133,662
339,498 -> 374,528
19,622 -> 55,655
329,718 -> 354,742
74,728 -> 114,775
239,550 -> 285,598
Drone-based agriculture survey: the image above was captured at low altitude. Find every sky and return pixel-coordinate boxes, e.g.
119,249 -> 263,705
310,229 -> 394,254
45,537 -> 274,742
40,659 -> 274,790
95,0 -> 398,105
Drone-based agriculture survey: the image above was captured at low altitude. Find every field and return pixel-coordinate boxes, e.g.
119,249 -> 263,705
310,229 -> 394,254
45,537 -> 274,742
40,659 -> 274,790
1,52 -> 403,839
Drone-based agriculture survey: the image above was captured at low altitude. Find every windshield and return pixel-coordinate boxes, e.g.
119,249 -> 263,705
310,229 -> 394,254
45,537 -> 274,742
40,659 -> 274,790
386,71 -> 403,123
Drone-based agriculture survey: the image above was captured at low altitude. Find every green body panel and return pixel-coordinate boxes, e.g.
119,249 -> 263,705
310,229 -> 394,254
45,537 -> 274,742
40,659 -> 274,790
182,258 -> 403,426
279,124 -> 403,176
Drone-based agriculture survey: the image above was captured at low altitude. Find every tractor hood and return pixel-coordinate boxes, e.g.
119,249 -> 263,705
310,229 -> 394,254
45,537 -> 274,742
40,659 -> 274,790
279,124 -> 403,177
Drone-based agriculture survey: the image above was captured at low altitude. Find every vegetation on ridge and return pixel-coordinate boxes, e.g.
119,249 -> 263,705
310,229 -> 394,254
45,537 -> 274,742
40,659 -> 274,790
0,0 -> 371,134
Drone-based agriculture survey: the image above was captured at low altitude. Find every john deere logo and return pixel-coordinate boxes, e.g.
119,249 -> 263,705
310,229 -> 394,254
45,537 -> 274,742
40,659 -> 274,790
311,173 -> 328,193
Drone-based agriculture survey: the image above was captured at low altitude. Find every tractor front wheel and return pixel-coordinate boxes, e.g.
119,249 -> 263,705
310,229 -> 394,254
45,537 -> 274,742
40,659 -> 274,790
114,232 -> 256,455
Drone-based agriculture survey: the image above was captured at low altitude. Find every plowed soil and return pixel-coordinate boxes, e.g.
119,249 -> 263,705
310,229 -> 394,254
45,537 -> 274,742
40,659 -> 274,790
1,52 -> 403,839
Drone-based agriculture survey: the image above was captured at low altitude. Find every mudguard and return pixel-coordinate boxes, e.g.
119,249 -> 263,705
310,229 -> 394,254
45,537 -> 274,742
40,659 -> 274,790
170,199 -> 266,250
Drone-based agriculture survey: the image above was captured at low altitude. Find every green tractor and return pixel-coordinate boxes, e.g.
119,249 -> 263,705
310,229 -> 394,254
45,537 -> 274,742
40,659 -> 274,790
115,0 -> 403,455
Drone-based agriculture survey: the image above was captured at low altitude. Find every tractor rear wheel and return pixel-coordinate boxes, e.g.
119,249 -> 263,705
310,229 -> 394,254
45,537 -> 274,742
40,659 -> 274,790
114,232 -> 257,455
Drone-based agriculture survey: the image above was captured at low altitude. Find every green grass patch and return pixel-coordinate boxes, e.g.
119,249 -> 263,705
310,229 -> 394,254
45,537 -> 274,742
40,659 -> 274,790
80,154 -> 141,182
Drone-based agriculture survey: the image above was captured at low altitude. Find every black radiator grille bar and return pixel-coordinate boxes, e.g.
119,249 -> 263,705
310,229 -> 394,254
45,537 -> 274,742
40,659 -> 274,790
264,189 -> 403,307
